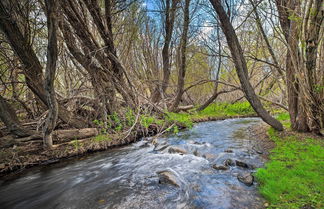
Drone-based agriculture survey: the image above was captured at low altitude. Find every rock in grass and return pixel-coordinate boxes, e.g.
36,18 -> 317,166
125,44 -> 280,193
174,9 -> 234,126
212,164 -> 229,170
237,172 -> 254,186
157,171 -> 179,187
168,146 -> 187,155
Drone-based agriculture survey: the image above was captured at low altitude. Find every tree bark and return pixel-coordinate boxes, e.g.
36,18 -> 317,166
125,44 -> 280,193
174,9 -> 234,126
0,1 -> 88,129
209,0 -> 283,131
151,0 -> 179,103
43,0 -> 59,148
0,95 -> 33,137
171,0 -> 190,111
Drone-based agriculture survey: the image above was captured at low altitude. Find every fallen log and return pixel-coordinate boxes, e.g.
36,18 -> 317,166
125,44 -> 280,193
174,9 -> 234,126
178,105 -> 194,112
0,128 -> 98,147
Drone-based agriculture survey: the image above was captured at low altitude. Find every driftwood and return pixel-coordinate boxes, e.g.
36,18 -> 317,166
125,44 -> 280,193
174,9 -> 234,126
0,128 -> 98,147
178,105 -> 194,112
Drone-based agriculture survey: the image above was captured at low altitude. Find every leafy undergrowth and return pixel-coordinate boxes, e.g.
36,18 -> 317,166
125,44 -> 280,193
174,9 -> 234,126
168,102 -> 255,122
256,127 -> 324,208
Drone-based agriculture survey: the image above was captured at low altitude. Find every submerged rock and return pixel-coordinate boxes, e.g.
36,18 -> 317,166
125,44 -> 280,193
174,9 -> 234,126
154,143 -> 169,152
235,160 -> 250,168
193,149 -> 200,157
237,172 -> 254,186
224,149 -> 234,153
168,146 -> 187,155
157,171 -> 180,187
212,164 -> 229,170
224,159 -> 235,166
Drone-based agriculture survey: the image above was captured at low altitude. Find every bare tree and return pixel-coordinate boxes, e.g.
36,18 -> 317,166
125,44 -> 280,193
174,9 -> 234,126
171,0 -> 191,111
42,0 -> 59,148
151,0 -> 179,103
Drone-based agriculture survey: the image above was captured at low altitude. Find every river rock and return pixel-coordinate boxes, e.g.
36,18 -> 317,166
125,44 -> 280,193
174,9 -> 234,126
193,149 -> 200,157
212,164 -> 229,170
224,159 -> 235,166
237,172 -> 254,186
154,143 -> 169,151
157,171 -> 179,187
235,160 -> 250,168
168,146 -> 187,155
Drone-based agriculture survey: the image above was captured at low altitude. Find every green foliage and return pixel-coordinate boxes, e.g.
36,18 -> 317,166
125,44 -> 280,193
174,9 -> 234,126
93,119 -> 108,134
93,134 -> 111,142
165,112 -> 193,128
71,140 -> 81,150
125,109 -> 136,126
256,129 -> 324,208
275,112 -> 291,128
109,112 -> 123,131
140,115 -> 164,128
197,102 -> 255,118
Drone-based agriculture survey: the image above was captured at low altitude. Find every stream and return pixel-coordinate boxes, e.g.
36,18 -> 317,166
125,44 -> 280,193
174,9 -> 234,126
0,118 -> 266,209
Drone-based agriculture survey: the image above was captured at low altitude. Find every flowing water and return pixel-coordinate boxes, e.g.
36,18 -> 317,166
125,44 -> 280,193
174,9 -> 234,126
0,118 -> 266,209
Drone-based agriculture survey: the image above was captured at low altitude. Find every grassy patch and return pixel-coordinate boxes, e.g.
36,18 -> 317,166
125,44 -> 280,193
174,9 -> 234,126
194,102 -> 255,119
92,134 -> 112,142
275,112 -> 291,129
256,129 -> 324,208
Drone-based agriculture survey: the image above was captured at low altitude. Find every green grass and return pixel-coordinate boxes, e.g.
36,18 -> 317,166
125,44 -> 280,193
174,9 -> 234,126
275,112 -> 291,129
195,102 -> 255,119
255,129 -> 324,208
92,134 -> 112,142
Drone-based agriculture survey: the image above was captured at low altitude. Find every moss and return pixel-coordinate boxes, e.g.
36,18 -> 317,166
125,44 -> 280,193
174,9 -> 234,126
255,129 -> 324,208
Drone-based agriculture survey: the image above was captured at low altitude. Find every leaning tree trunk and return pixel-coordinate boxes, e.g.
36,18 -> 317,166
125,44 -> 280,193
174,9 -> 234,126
43,0 -> 59,148
0,1 -> 88,129
0,95 -> 33,137
209,0 -> 283,131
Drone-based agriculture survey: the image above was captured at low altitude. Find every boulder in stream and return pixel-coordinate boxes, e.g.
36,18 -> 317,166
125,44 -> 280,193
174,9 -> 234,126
224,149 -> 234,153
235,160 -> 250,168
157,171 -> 180,187
168,146 -> 187,155
237,172 -> 254,186
212,164 -> 229,170
224,159 -> 235,166
154,143 -> 169,152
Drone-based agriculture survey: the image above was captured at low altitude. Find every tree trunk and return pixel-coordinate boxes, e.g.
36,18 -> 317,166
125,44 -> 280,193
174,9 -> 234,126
0,1 -> 88,129
209,0 -> 283,131
151,0 -> 179,103
197,24 -> 222,112
0,95 -> 33,137
171,0 -> 190,111
43,0 -> 59,148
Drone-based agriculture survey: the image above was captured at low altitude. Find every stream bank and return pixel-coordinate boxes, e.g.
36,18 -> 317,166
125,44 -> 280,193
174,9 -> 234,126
0,114 -> 258,177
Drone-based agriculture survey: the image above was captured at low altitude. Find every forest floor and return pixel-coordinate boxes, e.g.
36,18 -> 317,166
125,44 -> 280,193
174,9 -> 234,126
0,102 -> 257,177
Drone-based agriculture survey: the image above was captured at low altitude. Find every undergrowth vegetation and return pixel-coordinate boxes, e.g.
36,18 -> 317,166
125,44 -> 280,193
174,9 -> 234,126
256,115 -> 324,208
90,102 -> 256,137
